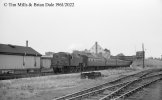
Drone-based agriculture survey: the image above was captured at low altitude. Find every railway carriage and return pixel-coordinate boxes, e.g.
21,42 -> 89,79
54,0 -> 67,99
87,55 -> 106,70
106,59 -> 132,68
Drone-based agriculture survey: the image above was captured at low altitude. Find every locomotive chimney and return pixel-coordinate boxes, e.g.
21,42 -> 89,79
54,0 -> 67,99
26,40 -> 28,47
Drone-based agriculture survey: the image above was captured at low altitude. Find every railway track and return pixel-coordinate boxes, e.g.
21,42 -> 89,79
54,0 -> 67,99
53,69 -> 162,100
0,72 -> 55,80
0,67 -> 135,80
109,78 -> 162,100
99,73 -> 162,100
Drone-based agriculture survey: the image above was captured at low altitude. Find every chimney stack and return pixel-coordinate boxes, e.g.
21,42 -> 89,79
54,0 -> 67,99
26,40 -> 28,47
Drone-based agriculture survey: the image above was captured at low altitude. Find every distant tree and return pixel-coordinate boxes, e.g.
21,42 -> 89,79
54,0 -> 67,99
154,57 -> 161,60
148,57 -> 153,59
104,48 -> 110,53
116,53 -> 125,60
116,53 -> 125,57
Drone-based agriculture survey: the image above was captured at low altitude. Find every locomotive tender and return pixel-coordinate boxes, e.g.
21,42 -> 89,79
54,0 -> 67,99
51,52 -> 132,73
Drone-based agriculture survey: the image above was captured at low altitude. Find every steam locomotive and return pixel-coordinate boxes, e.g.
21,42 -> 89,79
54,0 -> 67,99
51,52 -> 132,73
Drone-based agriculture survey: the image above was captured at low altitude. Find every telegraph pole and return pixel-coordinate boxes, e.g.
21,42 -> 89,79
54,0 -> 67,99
116,56 -> 117,67
95,42 -> 98,54
142,43 -> 145,68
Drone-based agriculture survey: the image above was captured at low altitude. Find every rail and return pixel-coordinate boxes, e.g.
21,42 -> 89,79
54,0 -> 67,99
53,69 -> 158,100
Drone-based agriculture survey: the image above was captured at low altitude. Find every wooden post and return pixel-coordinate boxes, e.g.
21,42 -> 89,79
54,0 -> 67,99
116,56 -> 117,67
142,43 -> 145,68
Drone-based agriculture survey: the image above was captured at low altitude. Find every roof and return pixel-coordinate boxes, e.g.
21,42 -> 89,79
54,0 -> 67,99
0,44 -> 42,56
89,42 -> 104,54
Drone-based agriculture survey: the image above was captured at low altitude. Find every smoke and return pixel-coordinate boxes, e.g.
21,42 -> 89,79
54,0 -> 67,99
67,43 -> 84,53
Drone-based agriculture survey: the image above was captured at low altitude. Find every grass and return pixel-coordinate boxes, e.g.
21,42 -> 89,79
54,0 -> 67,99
132,59 -> 162,68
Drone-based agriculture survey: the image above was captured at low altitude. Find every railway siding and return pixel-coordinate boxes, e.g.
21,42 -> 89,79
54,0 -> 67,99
125,78 -> 162,100
0,68 -> 144,100
53,68 -> 162,100
99,73 -> 162,100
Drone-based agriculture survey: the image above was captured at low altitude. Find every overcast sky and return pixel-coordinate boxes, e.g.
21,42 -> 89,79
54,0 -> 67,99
0,0 -> 162,58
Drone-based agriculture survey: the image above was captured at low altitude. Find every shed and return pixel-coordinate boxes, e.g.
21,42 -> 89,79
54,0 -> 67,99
41,55 -> 52,68
0,44 -> 42,74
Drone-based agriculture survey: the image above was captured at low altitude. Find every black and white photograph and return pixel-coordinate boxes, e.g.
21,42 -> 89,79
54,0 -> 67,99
0,0 -> 162,100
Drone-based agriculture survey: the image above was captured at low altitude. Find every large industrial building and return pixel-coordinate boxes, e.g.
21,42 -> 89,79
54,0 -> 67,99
73,42 -> 111,59
89,42 -> 111,59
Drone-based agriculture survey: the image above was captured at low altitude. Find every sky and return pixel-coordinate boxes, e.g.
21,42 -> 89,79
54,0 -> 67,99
0,0 -> 162,58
